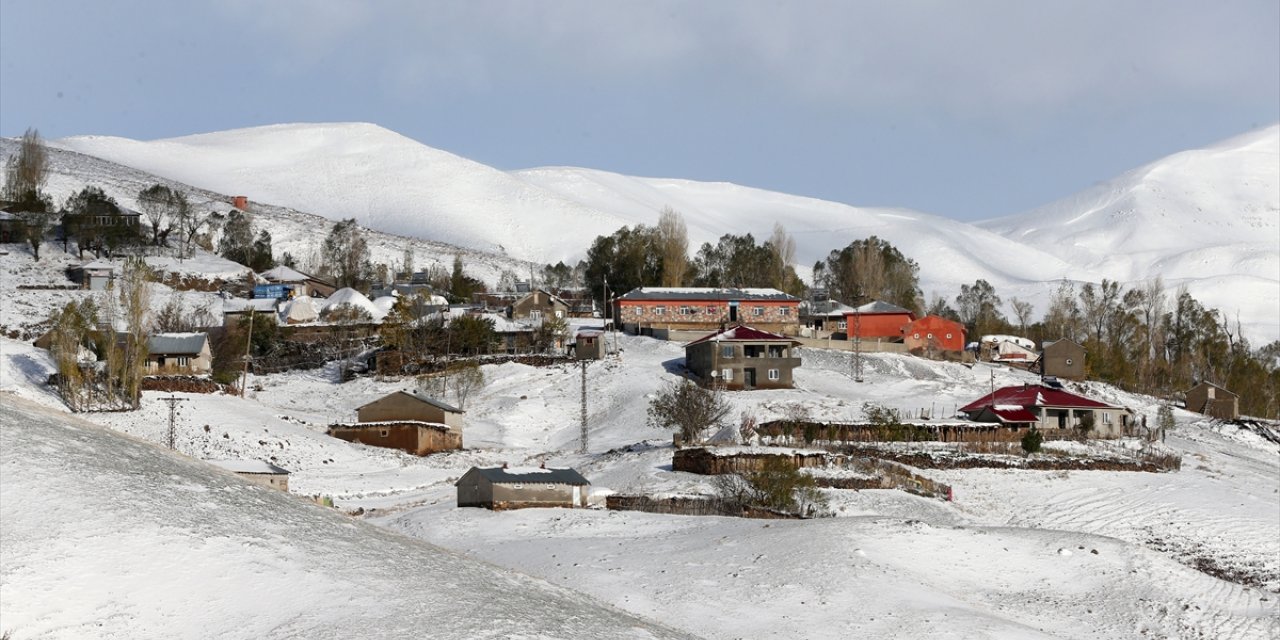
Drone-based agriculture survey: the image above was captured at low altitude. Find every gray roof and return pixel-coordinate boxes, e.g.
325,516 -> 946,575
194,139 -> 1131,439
851,300 -> 913,314
462,466 -> 590,486
147,333 -> 208,355
615,287 -> 799,302
207,459 -> 290,475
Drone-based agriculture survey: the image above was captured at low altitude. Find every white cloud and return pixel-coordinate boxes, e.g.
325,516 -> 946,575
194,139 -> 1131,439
216,1 -> 1280,118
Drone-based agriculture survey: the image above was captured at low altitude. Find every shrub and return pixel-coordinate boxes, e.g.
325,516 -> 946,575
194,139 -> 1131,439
648,378 -> 731,444
1021,427 -> 1043,454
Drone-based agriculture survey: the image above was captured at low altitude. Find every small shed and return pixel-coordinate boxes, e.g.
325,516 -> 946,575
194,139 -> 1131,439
455,465 -> 590,510
573,329 -> 605,360
356,390 -> 465,431
327,421 -> 462,455
207,459 -> 290,492
81,259 -> 115,291
1185,381 -> 1240,420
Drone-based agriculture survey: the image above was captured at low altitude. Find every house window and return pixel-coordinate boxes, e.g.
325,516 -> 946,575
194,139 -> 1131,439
555,310 -> 563,318
780,307 -> 791,316
721,368 -> 733,381
679,305 -> 693,315
654,306 -> 666,315
752,306 -> 764,316
706,305 -> 717,315
913,332 -> 920,339
721,345 -> 734,358
768,369 -> 780,381
177,356 -> 190,367
927,333 -> 934,339
945,333 -> 952,339
1065,358 -> 1074,366
379,429 -> 389,437
837,321 -> 847,330
1102,413 -> 1112,424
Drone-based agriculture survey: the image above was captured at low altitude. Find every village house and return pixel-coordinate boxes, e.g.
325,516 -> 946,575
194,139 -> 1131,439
207,459 -> 290,492
959,382 -> 1132,438
1184,381 -> 1240,420
684,325 -> 802,390
455,464 -> 591,510
614,287 -> 802,336
798,296 -> 855,337
327,390 -> 465,455
844,300 -> 916,342
146,333 -> 213,375
221,297 -> 281,329
509,289 -> 569,323
1038,339 -> 1087,380
901,315 -> 967,357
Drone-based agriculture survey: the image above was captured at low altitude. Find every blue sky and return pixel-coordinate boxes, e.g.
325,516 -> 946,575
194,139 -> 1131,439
2,1 -> 1276,221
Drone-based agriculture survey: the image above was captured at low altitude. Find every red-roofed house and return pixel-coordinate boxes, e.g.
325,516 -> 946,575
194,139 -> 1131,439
844,300 -> 916,341
960,383 -> 1131,438
684,325 -> 801,390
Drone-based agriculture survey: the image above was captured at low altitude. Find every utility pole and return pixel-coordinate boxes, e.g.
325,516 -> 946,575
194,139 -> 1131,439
579,360 -> 588,453
853,313 -> 864,383
239,310 -> 254,398
160,393 -> 186,450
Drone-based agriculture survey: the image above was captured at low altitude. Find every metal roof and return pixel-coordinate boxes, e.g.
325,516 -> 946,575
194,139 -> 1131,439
147,333 -> 208,355
207,459 -> 290,475
960,384 -> 1118,413
684,324 -> 799,347
850,300 -> 913,315
356,390 -> 464,415
615,287 -> 800,302
462,466 -> 590,486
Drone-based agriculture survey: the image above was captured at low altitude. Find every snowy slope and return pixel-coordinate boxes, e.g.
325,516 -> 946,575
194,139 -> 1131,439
0,394 -> 693,640
52,123 -> 633,265
981,125 -> 1280,342
29,121 -> 1280,343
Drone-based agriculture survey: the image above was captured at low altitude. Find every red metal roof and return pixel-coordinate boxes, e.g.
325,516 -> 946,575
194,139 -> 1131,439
684,325 -> 797,347
960,384 -> 1115,413
990,407 -> 1039,423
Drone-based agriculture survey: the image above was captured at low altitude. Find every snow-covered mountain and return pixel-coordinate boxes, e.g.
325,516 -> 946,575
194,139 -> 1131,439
36,122 -> 1280,343
980,125 -> 1280,340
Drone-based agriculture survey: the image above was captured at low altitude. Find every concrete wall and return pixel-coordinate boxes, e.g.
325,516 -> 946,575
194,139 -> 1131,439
236,472 -> 289,492
686,340 -> 800,390
1041,341 -> 1086,380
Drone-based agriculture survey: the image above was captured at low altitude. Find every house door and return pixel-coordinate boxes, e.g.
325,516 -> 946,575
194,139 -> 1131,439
572,485 -> 581,506
729,303 -> 738,322
744,368 -> 757,389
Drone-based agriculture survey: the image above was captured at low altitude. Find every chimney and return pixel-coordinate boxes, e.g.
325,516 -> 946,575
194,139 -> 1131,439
539,461 -> 546,469
501,462 -> 508,469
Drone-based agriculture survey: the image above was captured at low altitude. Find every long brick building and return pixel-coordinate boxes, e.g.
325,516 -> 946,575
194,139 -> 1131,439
613,287 -> 802,335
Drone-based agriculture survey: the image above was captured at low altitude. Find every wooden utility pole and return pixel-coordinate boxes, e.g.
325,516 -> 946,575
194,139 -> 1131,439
579,360 -> 588,453
239,310 -> 254,398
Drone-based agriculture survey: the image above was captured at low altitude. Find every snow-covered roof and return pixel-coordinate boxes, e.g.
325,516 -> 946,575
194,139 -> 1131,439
323,288 -> 381,319
222,297 -> 280,314
207,459 -> 290,475
148,333 -> 208,356
684,325 -> 799,347
259,265 -> 312,283
850,300 -> 913,315
615,287 -> 799,302
961,384 -> 1121,413
282,296 -> 319,323
81,259 -> 116,271
460,466 -> 590,486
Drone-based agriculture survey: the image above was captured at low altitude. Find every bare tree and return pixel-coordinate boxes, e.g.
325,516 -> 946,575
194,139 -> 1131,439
647,378 -> 731,444
656,206 -> 688,287
1009,297 -> 1034,335
137,184 -> 188,247
3,128 -> 48,199
767,222 -> 797,292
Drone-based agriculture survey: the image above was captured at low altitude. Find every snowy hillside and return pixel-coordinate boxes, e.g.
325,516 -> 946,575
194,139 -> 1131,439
52,123 -> 632,265
981,125 -> 1280,342
0,394 -> 693,640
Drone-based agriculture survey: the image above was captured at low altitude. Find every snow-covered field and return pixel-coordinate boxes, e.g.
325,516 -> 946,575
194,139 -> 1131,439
3,308 -> 1277,638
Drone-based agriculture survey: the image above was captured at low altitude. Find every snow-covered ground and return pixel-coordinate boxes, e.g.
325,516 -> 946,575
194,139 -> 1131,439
3,313 -> 1277,638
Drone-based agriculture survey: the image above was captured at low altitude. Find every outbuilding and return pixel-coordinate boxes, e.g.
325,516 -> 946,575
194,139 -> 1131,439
207,459 -> 290,492
455,465 -> 591,510
1184,381 -> 1239,420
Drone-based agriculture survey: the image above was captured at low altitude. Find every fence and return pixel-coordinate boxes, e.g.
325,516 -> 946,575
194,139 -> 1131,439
605,494 -> 803,519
